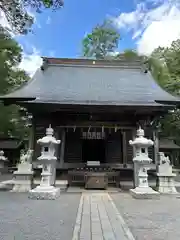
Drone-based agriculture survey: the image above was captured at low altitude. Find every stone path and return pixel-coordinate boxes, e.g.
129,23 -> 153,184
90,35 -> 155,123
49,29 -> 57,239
72,193 -> 135,240
111,193 -> 180,240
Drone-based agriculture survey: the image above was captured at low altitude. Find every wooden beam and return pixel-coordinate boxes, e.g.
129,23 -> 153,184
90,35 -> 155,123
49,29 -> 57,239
153,130 -> 159,166
122,130 -> 127,165
59,128 -> 66,168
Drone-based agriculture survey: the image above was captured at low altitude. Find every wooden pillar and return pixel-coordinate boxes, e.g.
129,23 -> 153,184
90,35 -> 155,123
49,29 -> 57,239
153,129 -> 159,167
28,121 -> 35,163
60,128 -> 66,168
122,130 -> 127,165
28,122 -> 35,150
153,129 -> 159,188
132,128 -> 137,188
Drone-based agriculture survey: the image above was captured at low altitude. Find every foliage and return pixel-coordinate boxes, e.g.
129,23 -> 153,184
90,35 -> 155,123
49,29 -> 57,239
24,0 -> 64,9
0,26 -> 29,137
115,49 -> 140,60
82,20 -> 180,142
82,20 -> 120,59
150,41 -> 180,142
0,0 -> 63,34
118,45 -> 180,142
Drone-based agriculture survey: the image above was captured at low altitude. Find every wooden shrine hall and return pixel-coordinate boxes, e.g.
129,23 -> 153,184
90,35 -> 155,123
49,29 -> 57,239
1,57 -> 180,188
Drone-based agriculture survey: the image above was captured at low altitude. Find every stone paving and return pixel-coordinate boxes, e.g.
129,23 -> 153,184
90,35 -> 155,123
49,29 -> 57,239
1,186 -> 180,240
111,192 -> 180,240
0,192 -> 81,240
72,193 -> 135,240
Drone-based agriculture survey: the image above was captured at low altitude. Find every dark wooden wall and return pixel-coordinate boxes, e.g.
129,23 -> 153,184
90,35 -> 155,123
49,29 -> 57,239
106,131 -> 123,163
32,113 -> 155,167
64,131 -> 82,163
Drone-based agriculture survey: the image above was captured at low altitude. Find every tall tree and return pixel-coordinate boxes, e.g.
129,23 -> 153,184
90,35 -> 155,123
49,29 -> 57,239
82,20 -> 120,59
82,20 -> 180,142
150,40 -> 180,142
0,0 -> 64,34
0,26 -> 29,136
118,47 -> 180,141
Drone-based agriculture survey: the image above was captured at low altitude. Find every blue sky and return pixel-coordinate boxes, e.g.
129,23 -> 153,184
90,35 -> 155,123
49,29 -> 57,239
17,0 -> 138,58
5,0 -> 180,75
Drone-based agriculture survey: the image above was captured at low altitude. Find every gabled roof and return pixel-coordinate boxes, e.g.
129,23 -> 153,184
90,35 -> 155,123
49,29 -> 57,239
0,57 -> 180,107
0,138 -> 23,149
159,138 -> 180,149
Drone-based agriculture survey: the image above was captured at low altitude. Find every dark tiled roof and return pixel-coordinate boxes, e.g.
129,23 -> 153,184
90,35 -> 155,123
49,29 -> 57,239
1,58 -> 180,107
0,139 -> 23,149
159,138 -> 180,149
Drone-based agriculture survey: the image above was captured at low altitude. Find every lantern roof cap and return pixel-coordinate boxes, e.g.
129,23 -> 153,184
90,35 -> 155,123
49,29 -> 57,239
129,127 -> 154,147
37,125 -> 60,145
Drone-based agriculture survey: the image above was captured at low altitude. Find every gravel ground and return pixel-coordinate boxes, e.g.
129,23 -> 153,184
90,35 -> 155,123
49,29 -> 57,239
0,192 -> 81,240
111,193 -> 180,240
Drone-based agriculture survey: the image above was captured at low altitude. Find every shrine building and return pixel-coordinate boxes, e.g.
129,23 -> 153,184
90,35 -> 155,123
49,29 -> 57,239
1,57 -> 180,187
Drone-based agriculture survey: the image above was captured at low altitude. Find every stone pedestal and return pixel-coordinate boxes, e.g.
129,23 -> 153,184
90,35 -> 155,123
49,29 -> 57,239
130,165 -> 159,199
130,187 -> 160,199
29,125 -> 61,200
157,174 -> 177,194
157,152 -> 178,194
29,186 -> 60,200
12,162 -> 34,192
29,159 -> 60,200
129,127 -> 160,199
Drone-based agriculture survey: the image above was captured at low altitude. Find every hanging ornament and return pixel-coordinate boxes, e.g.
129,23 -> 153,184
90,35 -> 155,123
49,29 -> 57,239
102,126 -> 104,133
88,126 -> 91,132
115,126 -> 117,133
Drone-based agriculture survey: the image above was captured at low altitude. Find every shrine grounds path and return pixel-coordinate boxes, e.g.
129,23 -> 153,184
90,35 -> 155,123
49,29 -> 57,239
0,192 -> 81,240
1,190 -> 180,239
111,192 -> 180,240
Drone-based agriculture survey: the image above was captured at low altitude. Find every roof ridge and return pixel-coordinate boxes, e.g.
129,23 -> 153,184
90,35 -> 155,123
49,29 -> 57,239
41,56 -> 142,64
41,57 -> 147,72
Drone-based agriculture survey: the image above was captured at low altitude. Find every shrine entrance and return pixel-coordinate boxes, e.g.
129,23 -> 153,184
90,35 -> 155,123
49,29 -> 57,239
68,129 -> 121,188
82,131 -> 106,164
82,139 -> 106,163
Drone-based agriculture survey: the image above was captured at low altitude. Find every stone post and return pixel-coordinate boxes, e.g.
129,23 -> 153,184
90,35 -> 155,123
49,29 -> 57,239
129,127 -> 160,199
29,125 -> 61,200
12,149 -> 34,192
157,152 -> 178,194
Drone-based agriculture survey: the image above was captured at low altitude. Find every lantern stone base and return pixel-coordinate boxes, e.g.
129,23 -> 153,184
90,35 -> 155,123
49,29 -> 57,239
28,186 -> 60,200
130,187 -> 160,199
11,171 -> 34,192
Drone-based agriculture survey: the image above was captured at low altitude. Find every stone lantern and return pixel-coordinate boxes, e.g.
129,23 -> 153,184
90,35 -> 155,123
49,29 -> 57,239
29,125 -> 61,200
0,150 -> 8,172
129,127 -> 159,199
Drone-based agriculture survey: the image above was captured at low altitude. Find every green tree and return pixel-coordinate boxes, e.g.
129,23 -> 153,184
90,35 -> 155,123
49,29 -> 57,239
0,26 -> 29,136
118,47 -> 180,142
82,20 -> 120,59
82,20 -> 180,142
0,0 -> 64,34
150,40 -> 180,143
115,49 -> 140,60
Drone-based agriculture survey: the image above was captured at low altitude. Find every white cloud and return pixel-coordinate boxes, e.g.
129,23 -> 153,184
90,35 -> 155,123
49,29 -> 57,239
0,8 -> 42,77
113,0 -> 180,55
19,47 -> 42,77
